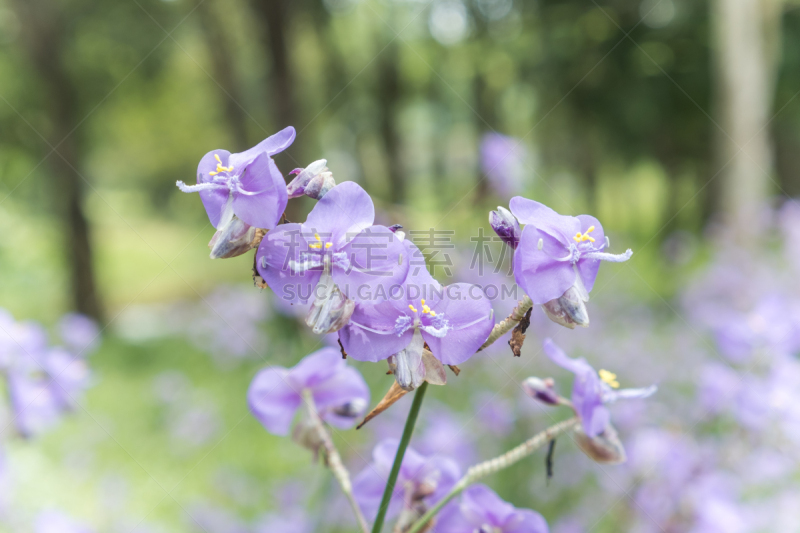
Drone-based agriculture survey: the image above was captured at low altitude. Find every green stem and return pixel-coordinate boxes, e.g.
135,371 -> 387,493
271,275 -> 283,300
371,382 -> 429,533
406,417 -> 580,533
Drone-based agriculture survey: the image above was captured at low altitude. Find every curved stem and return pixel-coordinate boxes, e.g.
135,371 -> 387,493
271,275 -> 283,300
480,295 -> 533,350
302,390 -> 370,533
371,382 -> 429,533
406,417 -> 579,533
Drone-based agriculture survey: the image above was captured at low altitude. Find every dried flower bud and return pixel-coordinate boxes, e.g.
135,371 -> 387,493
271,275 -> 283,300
489,206 -> 521,249
287,159 -> 336,200
291,418 -> 324,454
332,398 -> 368,419
573,423 -> 627,465
305,273 -> 355,334
522,376 -> 560,405
543,283 -> 589,328
208,215 -> 256,259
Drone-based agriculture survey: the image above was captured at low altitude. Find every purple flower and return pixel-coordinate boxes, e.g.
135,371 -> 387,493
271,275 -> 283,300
58,313 -> 100,356
176,127 -> 295,230
256,182 -> 408,333
8,370 -> 62,437
42,347 -> 91,409
247,347 -> 369,436
542,339 -> 655,437
339,256 -> 494,370
352,439 -> 461,521
436,484 -> 549,533
509,197 -> 632,324
480,133 -> 528,197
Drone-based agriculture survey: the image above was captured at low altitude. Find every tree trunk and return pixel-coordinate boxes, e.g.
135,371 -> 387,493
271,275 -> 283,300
713,0 -> 783,240
198,0 -> 251,149
13,0 -> 104,322
379,43 -> 404,204
250,0 -> 297,130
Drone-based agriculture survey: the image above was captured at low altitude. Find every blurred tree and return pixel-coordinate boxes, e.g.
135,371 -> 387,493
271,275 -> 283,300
250,0 -> 298,130
713,0 -> 783,239
12,0 -> 103,321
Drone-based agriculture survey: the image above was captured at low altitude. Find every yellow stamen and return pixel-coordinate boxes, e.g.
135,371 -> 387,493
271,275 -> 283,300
214,154 -> 222,163
409,304 -> 418,313
421,299 -> 426,305
308,243 -> 322,249
209,154 -> 234,176
573,226 -> 597,243
422,304 -> 431,314
599,369 -> 620,389
429,311 -> 436,317
325,242 -> 332,249
315,233 -> 321,241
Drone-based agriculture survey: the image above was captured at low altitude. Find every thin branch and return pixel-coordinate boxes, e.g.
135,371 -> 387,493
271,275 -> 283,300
406,417 -> 580,533
480,295 -> 534,350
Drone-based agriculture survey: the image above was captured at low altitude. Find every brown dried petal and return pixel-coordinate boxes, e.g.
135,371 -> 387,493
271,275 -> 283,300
508,307 -> 533,357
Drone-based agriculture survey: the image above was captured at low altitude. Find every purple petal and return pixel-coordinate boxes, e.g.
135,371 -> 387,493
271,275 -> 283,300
58,313 -> 100,356
434,501 -> 474,533
339,302 -> 415,362
503,509 -> 550,533
509,197 -> 579,242
373,439 -> 427,481
314,366 -> 370,429
233,153 -> 289,229
256,223 -> 323,304
353,465 -> 394,520
289,347 -> 346,389
460,484 -> 517,527
575,214 -> 604,292
513,226 -> 576,304
196,149 -> 232,228
306,182 -> 375,243
422,283 -> 494,365
231,126 -> 296,166
333,226 -> 409,301
247,367 -> 301,436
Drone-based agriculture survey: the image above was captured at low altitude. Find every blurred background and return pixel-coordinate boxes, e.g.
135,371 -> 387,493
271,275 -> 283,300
2,0 -> 800,531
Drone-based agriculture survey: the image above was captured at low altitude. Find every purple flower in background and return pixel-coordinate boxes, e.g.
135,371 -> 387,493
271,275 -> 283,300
543,339 -> 655,438
176,127 -> 295,230
186,504 -> 249,533
480,133 -> 528,197
256,182 -> 409,334
339,257 -> 493,387
247,347 -> 369,435
35,511 -> 95,533
510,197 -> 632,327
253,510 -> 312,533
8,371 -> 62,437
58,313 -> 100,356
42,347 -> 91,409
352,439 -> 460,521
436,484 -> 549,533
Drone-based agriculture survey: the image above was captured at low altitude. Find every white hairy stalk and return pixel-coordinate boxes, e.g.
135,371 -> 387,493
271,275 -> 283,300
405,417 -> 580,533
302,390 -> 370,533
479,295 -> 534,350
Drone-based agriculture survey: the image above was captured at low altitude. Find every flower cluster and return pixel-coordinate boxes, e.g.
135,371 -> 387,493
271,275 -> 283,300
0,309 -> 96,438
181,128 -> 654,533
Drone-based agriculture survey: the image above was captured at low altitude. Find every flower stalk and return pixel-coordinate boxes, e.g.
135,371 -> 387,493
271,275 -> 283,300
405,416 -> 580,533
371,382 -> 429,533
480,295 -> 534,350
301,390 -> 370,533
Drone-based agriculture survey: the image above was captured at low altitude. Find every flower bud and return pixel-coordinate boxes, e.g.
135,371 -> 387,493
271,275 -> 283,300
388,330 -> 425,391
522,376 -> 560,405
573,423 -> 627,465
388,224 -> 405,241
208,215 -> 256,259
291,418 -> 325,454
542,284 -> 589,329
287,159 -> 336,200
332,398 -> 368,419
489,206 -> 521,249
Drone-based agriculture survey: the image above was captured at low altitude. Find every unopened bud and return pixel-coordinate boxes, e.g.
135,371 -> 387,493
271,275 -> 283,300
388,329 -> 425,391
208,215 -> 256,259
287,159 -> 336,200
306,274 -> 355,334
332,398 -> 367,419
543,284 -> 589,328
573,423 -> 627,465
522,377 -> 560,405
489,206 -> 521,249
